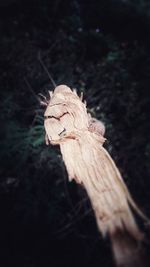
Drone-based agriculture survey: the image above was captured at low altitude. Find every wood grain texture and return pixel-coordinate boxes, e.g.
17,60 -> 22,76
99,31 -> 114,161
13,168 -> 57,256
44,85 -> 147,266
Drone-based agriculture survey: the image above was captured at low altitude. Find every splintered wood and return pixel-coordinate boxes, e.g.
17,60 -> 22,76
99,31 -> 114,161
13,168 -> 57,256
44,85 -> 147,266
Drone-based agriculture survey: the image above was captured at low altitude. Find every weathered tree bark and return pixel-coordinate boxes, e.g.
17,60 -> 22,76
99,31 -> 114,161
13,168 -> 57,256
44,85 -> 148,267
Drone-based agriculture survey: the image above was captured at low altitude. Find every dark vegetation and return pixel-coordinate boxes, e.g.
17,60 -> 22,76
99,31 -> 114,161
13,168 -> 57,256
0,0 -> 150,266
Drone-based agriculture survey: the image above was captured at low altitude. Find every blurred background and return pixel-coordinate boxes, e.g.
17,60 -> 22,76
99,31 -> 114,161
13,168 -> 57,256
0,0 -> 150,266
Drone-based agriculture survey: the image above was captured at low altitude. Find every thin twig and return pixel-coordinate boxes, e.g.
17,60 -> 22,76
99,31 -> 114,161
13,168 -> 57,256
24,77 -> 40,104
38,51 -> 57,88
53,208 -> 93,237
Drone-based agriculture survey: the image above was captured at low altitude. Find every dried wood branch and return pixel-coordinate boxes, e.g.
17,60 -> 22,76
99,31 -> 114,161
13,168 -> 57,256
44,85 -> 148,267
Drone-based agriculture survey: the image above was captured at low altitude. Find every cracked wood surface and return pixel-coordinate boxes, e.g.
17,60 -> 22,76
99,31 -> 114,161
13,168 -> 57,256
44,85 -> 148,266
